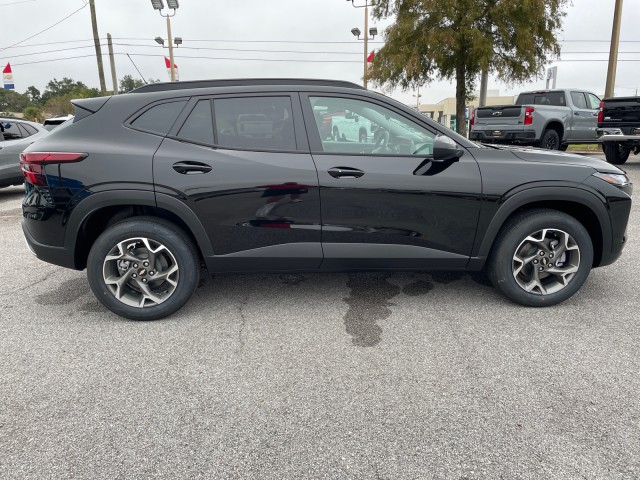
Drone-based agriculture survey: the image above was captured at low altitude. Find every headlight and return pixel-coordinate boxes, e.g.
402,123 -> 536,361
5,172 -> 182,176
593,172 -> 630,186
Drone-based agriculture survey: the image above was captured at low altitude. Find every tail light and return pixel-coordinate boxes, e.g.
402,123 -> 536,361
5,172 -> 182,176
598,101 -> 604,123
20,152 -> 87,186
524,107 -> 535,125
470,108 -> 475,126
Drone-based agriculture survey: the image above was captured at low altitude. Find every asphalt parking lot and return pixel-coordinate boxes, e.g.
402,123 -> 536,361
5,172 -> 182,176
1,153 -> 639,479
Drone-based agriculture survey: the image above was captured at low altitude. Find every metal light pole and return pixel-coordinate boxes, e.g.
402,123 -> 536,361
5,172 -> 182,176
347,0 -> 377,90
605,0 -> 624,98
150,0 -> 180,82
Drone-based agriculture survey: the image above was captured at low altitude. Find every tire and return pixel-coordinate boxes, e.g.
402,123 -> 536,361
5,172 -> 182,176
558,143 -> 569,152
487,209 -> 593,307
87,217 -> 200,320
359,128 -> 367,143
332,126 -> 339,141
537,129 -> 560,150
603,142 -> 630,165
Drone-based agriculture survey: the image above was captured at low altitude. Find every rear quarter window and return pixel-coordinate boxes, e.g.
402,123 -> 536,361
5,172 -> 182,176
131,100 -> 188,135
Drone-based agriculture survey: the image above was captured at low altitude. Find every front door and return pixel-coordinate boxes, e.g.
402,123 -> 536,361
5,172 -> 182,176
153,94 -> 322,272
301,94 -> 482,270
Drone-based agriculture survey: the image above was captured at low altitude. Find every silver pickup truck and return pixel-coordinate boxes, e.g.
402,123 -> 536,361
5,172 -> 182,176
470,89 -> 602,150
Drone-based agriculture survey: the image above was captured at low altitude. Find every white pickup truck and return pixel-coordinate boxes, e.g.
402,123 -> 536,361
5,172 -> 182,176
469,89 -> 602,150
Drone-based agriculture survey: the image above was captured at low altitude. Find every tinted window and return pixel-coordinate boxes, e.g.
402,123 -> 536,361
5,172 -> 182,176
0,121 -> 23,141
213,97 -> 296,151
131,100 -> 187,135
570,92 -> 588,109
22,123 -> 38,136
309,96 -> 436,156
178,100 -> 214,145
587,93 -> 601,110
516,92 -> 566,107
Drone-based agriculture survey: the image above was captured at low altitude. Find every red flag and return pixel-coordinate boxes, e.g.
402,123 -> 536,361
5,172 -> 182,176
164,57 -> 177,69
2,63 -> 11,74
367,51 -> 375,63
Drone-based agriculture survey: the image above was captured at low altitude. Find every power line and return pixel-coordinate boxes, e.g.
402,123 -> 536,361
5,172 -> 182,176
0,2 -> 89,52
0,0 -> 36,6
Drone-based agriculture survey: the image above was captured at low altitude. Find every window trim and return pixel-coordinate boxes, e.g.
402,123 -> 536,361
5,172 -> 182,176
300,92 -> 442,158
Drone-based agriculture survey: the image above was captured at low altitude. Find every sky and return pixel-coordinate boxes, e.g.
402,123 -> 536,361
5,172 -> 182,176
1,0 -> 639,105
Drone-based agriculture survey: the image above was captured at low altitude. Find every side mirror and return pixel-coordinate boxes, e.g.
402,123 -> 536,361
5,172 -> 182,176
432,135 -> 465,162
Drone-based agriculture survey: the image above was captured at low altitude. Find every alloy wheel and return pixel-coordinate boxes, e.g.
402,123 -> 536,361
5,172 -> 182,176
102,237 -> 179,308
512,228 -> 580,295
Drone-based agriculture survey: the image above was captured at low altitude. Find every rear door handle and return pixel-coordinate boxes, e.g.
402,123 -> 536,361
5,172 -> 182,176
328,167 -> 365,179
172,161 -> 212,174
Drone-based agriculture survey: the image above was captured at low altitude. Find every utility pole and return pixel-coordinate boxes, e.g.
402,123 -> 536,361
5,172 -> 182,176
363,4 -> 369,90
166,15 -> 176,82
89,0 -> 107,95
605,0 -> 623,98
107,34 -> 118,94
479,68 -> 488,107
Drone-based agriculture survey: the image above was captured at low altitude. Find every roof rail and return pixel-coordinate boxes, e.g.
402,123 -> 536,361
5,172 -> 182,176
131,78 -> 365,93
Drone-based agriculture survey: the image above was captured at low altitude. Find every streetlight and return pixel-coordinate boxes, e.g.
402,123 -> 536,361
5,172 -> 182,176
347,0 -> 377,90
150,0 -> 180,82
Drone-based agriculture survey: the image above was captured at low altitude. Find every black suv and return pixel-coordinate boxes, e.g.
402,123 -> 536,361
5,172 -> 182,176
21,79 -> 632,320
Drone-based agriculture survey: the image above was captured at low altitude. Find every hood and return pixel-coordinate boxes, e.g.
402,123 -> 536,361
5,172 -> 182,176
484,144 -> 624,174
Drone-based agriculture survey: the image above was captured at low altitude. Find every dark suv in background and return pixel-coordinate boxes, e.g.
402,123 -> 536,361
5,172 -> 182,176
21,79 -> 632,320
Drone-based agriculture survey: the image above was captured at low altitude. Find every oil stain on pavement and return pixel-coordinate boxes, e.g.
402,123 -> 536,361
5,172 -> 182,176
343,272 -> 400,347
35,276 -> 89,305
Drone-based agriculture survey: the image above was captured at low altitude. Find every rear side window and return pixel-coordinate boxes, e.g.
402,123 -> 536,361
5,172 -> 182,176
213,96 -> 296,151
131,100 -> 187,135
21,124 -> 38,136
570,92 -> 588,109
587,93 -> 601,110
177,100 -> 214,145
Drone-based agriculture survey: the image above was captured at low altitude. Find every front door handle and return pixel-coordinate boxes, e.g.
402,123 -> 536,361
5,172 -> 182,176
328,167 -> 365,179
172,161 -> 212,174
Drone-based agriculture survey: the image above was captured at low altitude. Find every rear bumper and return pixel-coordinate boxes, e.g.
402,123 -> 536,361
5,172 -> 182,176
22,221 -> 77,269
470,129 -> 536,143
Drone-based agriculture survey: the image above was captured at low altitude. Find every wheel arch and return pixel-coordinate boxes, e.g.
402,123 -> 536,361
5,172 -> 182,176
475,187 -> 610,268
64,190 -> 213,269
543,120 -> 565,142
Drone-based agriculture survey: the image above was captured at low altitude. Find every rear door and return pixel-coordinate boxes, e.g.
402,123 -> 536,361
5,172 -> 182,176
301,93 -> 482,270
152,93 -> 322,273
569,91 -> 598,141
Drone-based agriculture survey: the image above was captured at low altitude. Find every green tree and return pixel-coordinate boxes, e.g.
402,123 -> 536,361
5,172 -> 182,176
119,75 -> 161,93
40,77 -> 100,104
369,0 -> 569,136
25,86 -> 41,104
0,89 -> 30,114
23,105 -> 44,122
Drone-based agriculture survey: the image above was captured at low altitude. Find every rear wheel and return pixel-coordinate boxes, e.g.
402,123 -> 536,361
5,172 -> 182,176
603,142 -> 630,165
537,129 -> 560,150
487,209 -> 593,307
87,217 -> 200,320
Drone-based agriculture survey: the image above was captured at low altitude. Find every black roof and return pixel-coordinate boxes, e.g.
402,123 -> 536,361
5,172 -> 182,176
132,78 -> 365,93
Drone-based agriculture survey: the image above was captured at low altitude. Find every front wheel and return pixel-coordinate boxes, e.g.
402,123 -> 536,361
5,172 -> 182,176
603,142 -> 630,164
87,217 -> 200,320
487,209 -> 593,307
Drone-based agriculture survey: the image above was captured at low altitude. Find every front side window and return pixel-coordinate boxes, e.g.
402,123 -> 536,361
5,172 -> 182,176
131,100 -> 188,135
213,96 -> 296,151
309,96 -> 436,156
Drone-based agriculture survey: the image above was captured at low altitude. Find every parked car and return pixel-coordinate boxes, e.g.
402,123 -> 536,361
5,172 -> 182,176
43,115 -> 73,131
597,96 -> 640,164
21,79 -> 632,320
470,89 -> 602,150
0,117 -> 48,188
